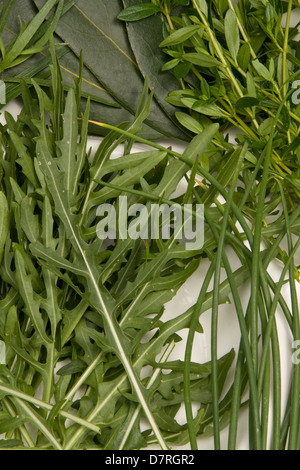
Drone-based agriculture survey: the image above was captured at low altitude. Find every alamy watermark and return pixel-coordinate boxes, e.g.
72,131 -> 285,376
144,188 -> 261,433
0,81 -> 6,105
96,196 -> 204,251
292,340 -> 300,365
291,80 -> 300,105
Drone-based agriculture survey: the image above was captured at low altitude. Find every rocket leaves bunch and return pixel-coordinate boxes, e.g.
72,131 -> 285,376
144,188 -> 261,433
0,40 -> 243,450
0,0 -> 300,452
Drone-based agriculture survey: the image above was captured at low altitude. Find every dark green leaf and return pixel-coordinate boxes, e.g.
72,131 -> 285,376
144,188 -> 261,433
235,97 -> 260,109
117,3 -> 161,22
159,25 -> 201,47
57,359 -> 87,376
0,439 -> 23,449
181,52 -> 222,67
224,8 -> 240,61
34,0 -> 187,141
122,0 -> 188,140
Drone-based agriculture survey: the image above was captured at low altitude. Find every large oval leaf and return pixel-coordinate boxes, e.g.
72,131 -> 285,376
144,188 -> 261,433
122,0 -> 190,140
33,0 -> 188,140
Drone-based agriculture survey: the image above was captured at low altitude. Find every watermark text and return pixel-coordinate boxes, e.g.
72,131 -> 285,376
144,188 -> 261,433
96,196 -> 204,250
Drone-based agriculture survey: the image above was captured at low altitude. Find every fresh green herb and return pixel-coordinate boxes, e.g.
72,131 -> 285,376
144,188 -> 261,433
0,0 -> 299,452
118,0 -> 300,450
0,42 -> 240,450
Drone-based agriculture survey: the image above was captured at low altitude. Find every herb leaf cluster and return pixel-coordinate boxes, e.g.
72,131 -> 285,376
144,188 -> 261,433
0,0 -> 300,452
0,41 -> 237,450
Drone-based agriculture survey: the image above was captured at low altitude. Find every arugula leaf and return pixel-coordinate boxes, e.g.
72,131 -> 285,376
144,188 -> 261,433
1,0 -> 299,452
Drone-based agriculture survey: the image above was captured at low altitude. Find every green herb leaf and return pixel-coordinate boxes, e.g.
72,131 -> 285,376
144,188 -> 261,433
159,25 -> 202,47
235,97 -> 260,109
181,52 -> 222,67
224,9 -> 240,61
0,193 -> 10,265
117,3 -> 161,21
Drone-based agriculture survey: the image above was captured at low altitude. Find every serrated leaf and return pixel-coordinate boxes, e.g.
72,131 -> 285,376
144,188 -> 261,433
35,131 -> 168,449
10,131 -> 39,187
57,359 -> 87,376
13,245 -> 50,345
56,88 -> 78,201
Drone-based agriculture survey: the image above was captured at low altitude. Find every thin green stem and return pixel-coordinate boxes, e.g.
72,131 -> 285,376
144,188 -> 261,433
210,145 -> 247,449
227,347 -> 245,449
184,260 -> 216,450
278,183 -> 300,450
282,0 -> 293,144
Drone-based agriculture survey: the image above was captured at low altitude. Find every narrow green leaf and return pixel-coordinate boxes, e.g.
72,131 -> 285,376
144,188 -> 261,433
181,52 -> 222,67
252,59 -> 273,81
35,136 -> 169,450
152,123 -> 219,199
0,341 -> 6,365
13,246 -> 51,345
224,9 -> 240,61
0,192 -> 9,265
117,3 -> 160,21
235,97 -> 260,109
0,0 -> 60,72
56,88 -> 78,202
192,0 -> 208,17
0,440 -> 23,449
159,25 -> 201,47
0,0 -> 16,34
10,131 -> 39,187
181,98 -> 225,117
175,112 -> 204,134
